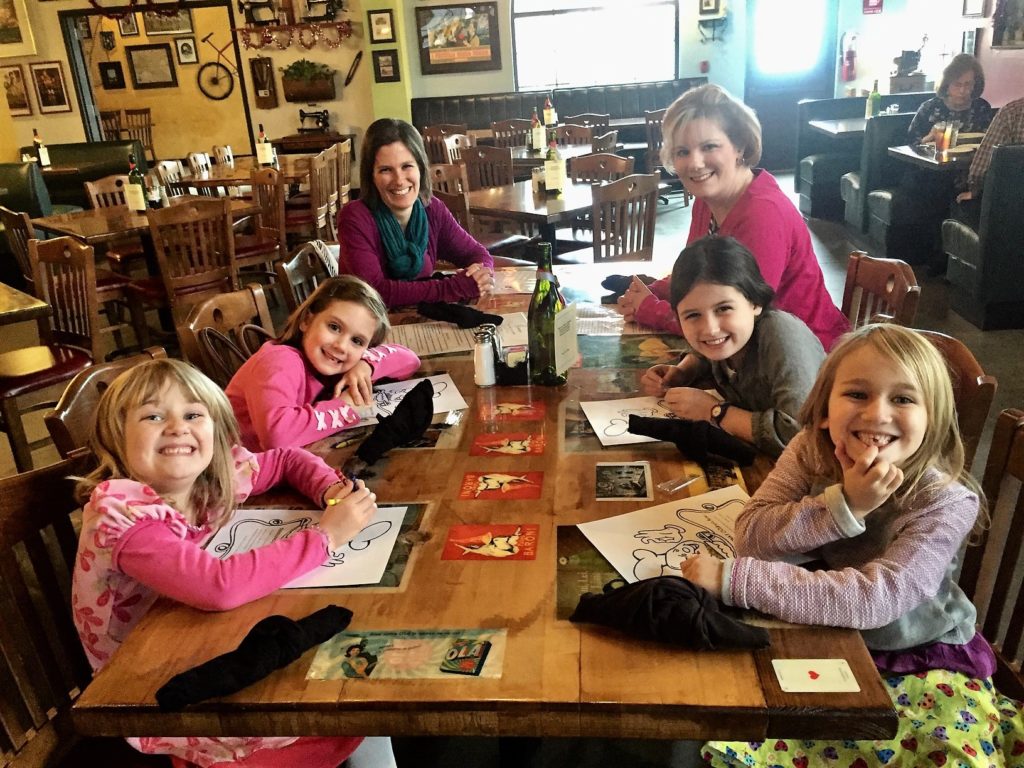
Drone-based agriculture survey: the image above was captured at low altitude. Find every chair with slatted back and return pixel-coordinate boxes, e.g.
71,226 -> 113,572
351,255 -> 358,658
491,119 -> 532,148
565,113 -> 610,133
178,284 -> 276,386
123,107 -> 157,163
0,452 -> 172,766
590,130 -> 619,153
842,251 -> 921,328
335,138 -> 353,206
155,159 -> 189,197
590,173 -> 659,263
421,123 -> 468,165
234,167 -> 286,284
441,133 -> 475,165
569,153 -> 635,183
44,346 -> 168,459
556,124 -> 592,146
275,241 -> 331,313
429,163 -> 469,194
212,145 -> 234,165
100,109 -> 123,142
645,108 -> 690,207
958,408 -> 1024,700
285,149 -> 337,243
461,145 -> 514,191
433,188 -> 531,263
84,174 -> 150,276
917,329 -> 996,470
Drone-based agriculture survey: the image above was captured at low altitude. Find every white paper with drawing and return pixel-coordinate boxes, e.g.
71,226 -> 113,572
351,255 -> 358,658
387,313 -> 528,357
578,396 -> 676,446
360,373 -> 468,425
577,486 -> 750,583
205,506 -> 407,587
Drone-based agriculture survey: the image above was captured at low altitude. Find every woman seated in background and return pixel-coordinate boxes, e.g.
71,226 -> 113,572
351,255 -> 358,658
907,54 -> 994,144
617,84 -> 848,352
338,118 -> 495,308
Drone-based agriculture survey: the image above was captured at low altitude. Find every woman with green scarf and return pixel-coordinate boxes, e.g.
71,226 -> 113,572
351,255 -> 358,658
338,118 -> 495,308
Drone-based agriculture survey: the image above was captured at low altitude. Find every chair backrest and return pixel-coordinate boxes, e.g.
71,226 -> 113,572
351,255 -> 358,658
461,144 -> 513,191
429,163 -> 469,194
99,109 -> 122,142
44,347 -> 168,458
442,133 -> 474,164
569,152 -> 635,183
0,205 -> 37,291
187,151 -> 212,175
148,197 -> 239,324
249,167 -> 287,252
958,408 -> 1024,700
841,251 -> 921,328
433,188 -> 473,233
275,241 -> 332,313
179,283 -> 276,385
565,112 -> 610,132
917,329 -> 997,470
307,148 -> 339,241
590,129 -> 619,153
155,159 -> 187,195
491,119 -> 532,148
83,174 -> 131,209
335,138 -> 353,205
123,107 -> 155,158
212,145 -> 234,165
590,173 -> 659,263
28,236 -> 103,360
644,108 -> 667,173
421,123 -> 468,164
556,124 -> 592,146
0,451 -> 96,767
0,161 -> 53,218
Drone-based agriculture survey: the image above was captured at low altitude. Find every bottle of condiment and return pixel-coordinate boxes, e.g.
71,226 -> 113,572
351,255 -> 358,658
865,79 -> 881,118
473,326 -> 497,387
33,128 -> 50,168
125,153 -> 147,212
527,242 -> 567,386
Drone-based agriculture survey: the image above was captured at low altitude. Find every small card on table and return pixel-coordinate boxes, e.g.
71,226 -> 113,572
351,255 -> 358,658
595,461 -> 653,501
771,659 -> 860,693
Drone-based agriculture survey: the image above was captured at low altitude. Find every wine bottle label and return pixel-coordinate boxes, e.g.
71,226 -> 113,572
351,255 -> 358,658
256,142 -> 275,164
544,159 -> 564,192
543,107 -> 554,126
531,126 -> 546,151
125,183 -> 147,212
38,146 -> 50,167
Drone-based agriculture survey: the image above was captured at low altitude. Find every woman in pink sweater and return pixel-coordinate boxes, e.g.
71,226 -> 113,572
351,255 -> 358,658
72,358 -> 383,767
618,84 -> 848,350
227,275 -> 420,450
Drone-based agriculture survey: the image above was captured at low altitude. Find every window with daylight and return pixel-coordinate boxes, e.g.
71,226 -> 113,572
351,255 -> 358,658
512,0 -> 678,91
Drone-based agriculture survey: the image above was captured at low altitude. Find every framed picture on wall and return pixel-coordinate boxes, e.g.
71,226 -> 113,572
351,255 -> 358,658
415,3 -> 501,75
175,36 -> 198,64
118,13 -> 140,37
372,49 -> 400,83
126,43 -> 178,89
142,9 -> 193,36
98,61 -> 126,90
962,0 -> 985,16
699,0 -> 721,15
0,0 -> 38,59
367,10 -> 396,43
1,63 -> 32,116
962,28 -> 978,54
29,61 -> 73,113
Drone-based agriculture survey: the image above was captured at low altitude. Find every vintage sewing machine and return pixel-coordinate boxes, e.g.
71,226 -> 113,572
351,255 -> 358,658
298,109 -> 331,133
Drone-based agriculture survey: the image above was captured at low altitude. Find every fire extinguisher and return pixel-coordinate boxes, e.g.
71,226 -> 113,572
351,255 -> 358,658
842,32 -> 857,82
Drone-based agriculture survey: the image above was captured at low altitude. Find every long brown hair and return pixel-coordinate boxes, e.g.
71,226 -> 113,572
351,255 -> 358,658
276,274 -> 390,349
358,118 -> 432,211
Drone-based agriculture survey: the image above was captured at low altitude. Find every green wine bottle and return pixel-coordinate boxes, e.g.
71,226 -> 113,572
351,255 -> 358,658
528,241 -> 568,386
126,152 -> 147,212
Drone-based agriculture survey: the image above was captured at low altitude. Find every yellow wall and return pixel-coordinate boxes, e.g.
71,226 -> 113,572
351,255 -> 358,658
0,97 -> 16,161
364,0 -> 411,123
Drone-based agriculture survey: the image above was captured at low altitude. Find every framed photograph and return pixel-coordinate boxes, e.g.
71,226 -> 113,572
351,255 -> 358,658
118,12 -> 139,37
698,0 -> 721,15
367,9 -> 395,43
126,43 -> 178,89
100,30 -> 116,51
74,16 -> 92,40
962,0 -> 985,16
142,8 -> 193,36
962,28 -> 978,55
0,0 -> 38,59
98,60 -> 126,90
415,3 -> 501,76
29,61 -> 72,113
372,49 -> 400,83
175,36 -> 197,64
1,63 -> 32,116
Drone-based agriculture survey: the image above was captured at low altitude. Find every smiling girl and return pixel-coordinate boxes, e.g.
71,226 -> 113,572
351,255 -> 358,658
639,236 -> 824,458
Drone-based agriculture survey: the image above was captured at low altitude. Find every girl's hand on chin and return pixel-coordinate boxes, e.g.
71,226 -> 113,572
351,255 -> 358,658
334,360 -> 373,406
835,442 -> 904,520
663,387 -> 719,422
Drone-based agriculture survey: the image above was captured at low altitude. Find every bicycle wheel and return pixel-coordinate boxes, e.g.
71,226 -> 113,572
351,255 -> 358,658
197,62 -> 235,101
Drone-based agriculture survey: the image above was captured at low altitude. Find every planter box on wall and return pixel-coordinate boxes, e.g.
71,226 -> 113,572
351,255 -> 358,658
282,76 -> 335,102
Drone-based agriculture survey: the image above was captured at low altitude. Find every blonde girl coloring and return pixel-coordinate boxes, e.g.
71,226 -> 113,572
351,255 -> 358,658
227,275 -> 420,451
72,359 -> 381,767
681,325 -> 1024,768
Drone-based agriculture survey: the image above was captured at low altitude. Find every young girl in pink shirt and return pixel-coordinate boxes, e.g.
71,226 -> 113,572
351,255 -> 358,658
227,275 -> 420,450
72,358 -> 385,767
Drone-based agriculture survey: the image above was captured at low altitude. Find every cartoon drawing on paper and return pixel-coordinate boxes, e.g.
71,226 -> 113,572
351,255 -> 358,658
211,515 -> 393,567
373,377 -> 448,416
630,497 -> 745,580
603,400 -> 673,437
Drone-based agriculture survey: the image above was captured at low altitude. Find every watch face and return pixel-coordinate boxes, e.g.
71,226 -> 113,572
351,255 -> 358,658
712,404 -> 723,418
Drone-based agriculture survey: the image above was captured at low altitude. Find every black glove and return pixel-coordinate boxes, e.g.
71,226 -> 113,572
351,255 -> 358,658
350,378 -> 434,468
156,605 -> 352,711
417,301 -> 503,329
600,273 -> 658,296
569,576 -> 770,650
627,415 -> 757,465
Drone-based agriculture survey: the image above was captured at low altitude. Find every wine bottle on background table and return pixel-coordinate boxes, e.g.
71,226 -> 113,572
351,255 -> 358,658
865,79 -> 880,118
256,123 -> 275,166
544,138 -> 564,195
126,153 -> 147,213
531,106 -> 545,151
33,128 -> 50,168
543,96 -> 557,127
528,241 -> 568,386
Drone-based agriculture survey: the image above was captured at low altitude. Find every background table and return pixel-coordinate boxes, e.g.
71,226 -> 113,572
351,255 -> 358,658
467,180 -> 595,249
180,156 -> 311,188
887,144 -> 975,171
0,281 -> 49,326
808,117 -> 867,139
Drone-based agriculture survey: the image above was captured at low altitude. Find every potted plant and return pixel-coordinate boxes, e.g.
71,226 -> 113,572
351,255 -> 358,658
280,59 -> 337,102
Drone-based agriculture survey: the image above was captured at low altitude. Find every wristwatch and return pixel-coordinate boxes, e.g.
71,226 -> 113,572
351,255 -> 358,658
710,402 -> 731,428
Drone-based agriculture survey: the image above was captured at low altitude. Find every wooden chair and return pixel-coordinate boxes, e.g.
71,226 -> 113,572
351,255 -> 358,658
569,153 -> 635,183
958,408 -> 1024,700
555,124 -> 593,146
421,123 -> 468,165
123,107 -> 157,163
212,145 -> 235,165
434,188 -> 530,260
429,163 -> 469,194
335,138 -> 353,205
155,159 -> 189,196
178,284 -> 276,386
461,145 -> 514,191
275,241 -> 331,314
644,107 -> 689,206
99,109 -> 123,141
842,251 -> 921,328
0,238 -> 100,471
234,167 -> 286,282
442,133 -> 475,164
0,205 -> 39,294
44,346 -> 168,458
0,452 -> 173,766
491,119 -> 532,148
917,329 -> 996,470
84,174 -> 150,275
565,112 -> 610,132
590,129 -> 619,153
590,173 -> 659,263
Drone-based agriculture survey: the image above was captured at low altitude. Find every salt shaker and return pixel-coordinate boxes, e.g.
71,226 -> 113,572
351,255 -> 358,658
473,327 -> 497,387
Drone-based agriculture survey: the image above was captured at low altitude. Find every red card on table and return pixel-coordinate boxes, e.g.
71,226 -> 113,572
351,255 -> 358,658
476,400 -> 546,422
442,523 -> 539,560
470,432 -> 546,456
458,471 -> 544,500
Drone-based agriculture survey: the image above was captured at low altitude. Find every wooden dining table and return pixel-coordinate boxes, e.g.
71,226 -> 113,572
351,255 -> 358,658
467,179 -> 595,249
509,143 -> 599,171
0,280 -> 49,326
180,156 -> 311,188
72,307 -> 897,742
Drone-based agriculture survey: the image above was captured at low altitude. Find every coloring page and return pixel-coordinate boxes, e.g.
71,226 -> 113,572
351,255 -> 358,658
579,396 -> 676,446
360,373 -> 469,425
